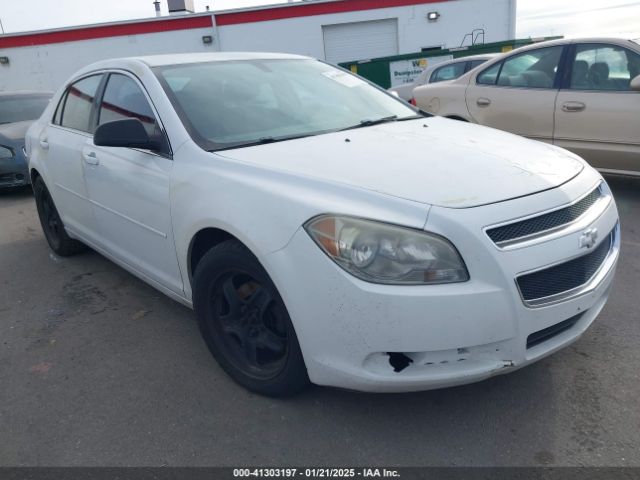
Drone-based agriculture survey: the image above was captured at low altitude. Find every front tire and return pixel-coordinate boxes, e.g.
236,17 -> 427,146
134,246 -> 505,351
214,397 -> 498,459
193,240 -> 310,397
33,176 -> 87,256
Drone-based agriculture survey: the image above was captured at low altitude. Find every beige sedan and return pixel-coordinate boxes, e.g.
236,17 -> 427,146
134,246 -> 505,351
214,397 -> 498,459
414,38 -> 640,176
388,54 -> 497,101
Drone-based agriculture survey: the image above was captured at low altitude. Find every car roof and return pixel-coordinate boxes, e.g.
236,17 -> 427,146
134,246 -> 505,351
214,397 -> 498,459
506,37 -> 638,53
138,52 -> 310,67
454,53 -> 499,61
82,52 -> 310,70
422,53 -> 497,72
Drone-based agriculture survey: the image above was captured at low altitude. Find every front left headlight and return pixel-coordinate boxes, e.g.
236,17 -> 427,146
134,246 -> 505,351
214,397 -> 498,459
0,146 -> 13,159
304,215 -> 469,285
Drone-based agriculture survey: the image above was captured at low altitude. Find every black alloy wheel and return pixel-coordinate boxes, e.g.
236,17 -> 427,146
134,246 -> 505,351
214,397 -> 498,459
209,271 -> 288,377
33,176 -> 86,256
193,240 -> 309,396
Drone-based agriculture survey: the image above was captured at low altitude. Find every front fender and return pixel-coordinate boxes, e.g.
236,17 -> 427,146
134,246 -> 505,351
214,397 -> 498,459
170,142 -> 431,300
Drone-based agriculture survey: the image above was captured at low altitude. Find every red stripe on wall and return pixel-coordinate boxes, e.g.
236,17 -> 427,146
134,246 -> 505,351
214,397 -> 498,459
0,15 -> 213,49
216,0 -> 451,26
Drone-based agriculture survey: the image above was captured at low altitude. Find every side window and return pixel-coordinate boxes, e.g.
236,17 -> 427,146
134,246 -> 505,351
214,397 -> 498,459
477,62 -> 501,85
477,46 -> 563,89
60,75 -> 102,132
98,74 -> 158,137
430,62 -> 467,83
466,59 -> 487,71
570,44 -> 640,91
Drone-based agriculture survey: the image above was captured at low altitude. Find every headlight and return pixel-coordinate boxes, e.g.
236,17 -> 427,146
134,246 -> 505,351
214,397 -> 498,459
305,215 -> 469,285
0,146 -> 13,159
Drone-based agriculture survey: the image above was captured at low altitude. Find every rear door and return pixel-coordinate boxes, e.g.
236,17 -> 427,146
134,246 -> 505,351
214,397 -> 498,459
83,72 -> 183,294
43,74 -> 103,240
466,45 -> 565,143
554,42 -> 640,173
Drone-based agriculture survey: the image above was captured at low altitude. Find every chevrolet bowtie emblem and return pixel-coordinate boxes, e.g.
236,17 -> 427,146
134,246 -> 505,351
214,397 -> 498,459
579,228 -> 599,249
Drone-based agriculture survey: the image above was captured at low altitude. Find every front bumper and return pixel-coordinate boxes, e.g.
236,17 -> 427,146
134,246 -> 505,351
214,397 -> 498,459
264,169 -> 619,392
0,149 -> 30,188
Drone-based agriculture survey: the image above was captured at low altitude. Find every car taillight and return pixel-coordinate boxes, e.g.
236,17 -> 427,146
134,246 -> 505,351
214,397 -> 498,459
409,98 -> 417,106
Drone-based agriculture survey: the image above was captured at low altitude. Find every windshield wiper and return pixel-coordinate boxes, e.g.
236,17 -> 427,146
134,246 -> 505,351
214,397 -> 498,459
210,132 -> 317,152
339,115 -> 398,131
339,111 -> 430,131
397,113 -> 430,121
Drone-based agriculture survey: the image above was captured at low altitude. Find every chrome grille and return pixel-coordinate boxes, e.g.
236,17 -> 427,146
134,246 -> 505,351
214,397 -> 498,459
487,186 -> 602,246
516,228 -> 614,304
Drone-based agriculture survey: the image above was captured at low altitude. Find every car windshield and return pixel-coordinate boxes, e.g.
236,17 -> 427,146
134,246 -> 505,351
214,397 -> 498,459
0,95 -> 51,125
154,58 -> 420,151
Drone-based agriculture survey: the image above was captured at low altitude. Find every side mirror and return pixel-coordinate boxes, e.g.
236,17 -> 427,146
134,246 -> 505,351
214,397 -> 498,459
94,118 -> 162,151
631,74 -> 640,92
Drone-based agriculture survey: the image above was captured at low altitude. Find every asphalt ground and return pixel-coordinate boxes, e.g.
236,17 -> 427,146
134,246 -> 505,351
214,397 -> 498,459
0,175 -> 638,467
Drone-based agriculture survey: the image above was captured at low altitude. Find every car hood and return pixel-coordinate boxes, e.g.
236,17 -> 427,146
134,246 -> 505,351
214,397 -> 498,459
0,121 -> 33,144
219,117 -> 584,208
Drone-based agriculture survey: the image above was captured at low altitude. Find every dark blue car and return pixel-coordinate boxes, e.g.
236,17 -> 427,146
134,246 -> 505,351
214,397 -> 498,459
0,91 -> 52,188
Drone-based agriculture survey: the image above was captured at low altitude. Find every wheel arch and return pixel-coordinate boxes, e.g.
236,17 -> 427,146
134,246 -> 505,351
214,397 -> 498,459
30,168 -> 41,184
188,227 -> 263,288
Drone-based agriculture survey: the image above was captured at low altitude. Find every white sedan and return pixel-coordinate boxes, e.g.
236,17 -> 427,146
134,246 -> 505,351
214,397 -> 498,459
27,53 -> 619,396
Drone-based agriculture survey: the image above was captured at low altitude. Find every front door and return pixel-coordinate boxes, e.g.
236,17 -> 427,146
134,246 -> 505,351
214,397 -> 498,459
554,42 -> 640,173
83,72 -> 183,295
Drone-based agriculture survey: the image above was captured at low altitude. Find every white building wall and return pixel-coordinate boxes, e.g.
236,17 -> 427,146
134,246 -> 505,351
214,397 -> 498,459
0,26 -> 215,91
0,0 -> 516,91
217,0 -> 516,62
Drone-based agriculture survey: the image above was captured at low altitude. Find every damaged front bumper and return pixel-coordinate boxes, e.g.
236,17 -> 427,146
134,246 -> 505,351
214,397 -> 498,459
264,175 -> 619,392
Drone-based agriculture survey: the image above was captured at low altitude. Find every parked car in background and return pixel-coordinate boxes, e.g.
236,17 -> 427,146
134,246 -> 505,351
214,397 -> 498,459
0,91 -> 52,189
388,54 -> 498,102
414,38 -> 640,176
27,53 -> 618,396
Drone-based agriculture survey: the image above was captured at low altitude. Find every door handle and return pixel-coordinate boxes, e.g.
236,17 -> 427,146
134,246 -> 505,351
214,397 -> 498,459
83,151 -> 100,165
562,102 -> 586,113
476,97 -> 491,107
39,139 -> 49,149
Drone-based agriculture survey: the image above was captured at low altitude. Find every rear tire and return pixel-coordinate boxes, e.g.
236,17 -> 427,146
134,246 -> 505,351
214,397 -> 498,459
33,176 -> 87,257
193,240 -> 310,397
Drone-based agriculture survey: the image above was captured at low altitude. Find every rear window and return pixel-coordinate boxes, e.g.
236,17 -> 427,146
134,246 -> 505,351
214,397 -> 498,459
430,62 -> 467,83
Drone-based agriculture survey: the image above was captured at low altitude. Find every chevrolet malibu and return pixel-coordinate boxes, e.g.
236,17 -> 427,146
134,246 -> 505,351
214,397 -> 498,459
26,53 -> 620,396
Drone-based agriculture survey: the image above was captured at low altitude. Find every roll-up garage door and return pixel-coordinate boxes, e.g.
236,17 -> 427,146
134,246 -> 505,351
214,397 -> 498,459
322,18 -> 399,64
